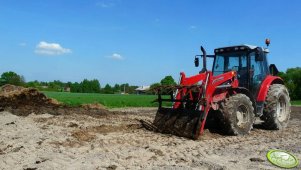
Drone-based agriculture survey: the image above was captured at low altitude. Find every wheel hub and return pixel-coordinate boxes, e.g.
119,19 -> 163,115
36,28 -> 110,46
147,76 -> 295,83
236,105 -> 249,128
277,95 -> 288,122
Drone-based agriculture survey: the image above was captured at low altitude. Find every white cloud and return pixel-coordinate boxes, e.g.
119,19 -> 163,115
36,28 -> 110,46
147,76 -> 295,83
35,41 -> 72,56
107,53 -> 124,60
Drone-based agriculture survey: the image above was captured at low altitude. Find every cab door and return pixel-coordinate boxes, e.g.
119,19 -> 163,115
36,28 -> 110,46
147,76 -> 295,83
249,52 -> 268,97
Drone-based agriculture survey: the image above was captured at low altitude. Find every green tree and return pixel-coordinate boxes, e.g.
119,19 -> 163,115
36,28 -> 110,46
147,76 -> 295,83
147,83 -> 161,94
160,76 -> 176,94
26,80 -> 40,88
113,84 -> 121,93
71,82 -> 82,93
120,83 -> 129,93
160,75 -> 176,86
92,79 -> 100,93
81,79 -> 101,93
279,67 -> 301,100
81,79 -> 91,93
69,79 -> 100,93
40,81 -> 48,86
91,79 -> 101,93
48,80 -> 64,91
0,71 -> 25,86
102,84 -> 114,94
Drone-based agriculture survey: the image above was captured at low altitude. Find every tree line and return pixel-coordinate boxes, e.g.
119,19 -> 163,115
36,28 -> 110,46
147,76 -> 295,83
0,71 -> 176,94
0,71 -> 135,94
2,68 -> 299,99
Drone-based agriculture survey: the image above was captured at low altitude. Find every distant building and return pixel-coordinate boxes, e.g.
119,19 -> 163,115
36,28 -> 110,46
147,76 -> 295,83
135,85 -> 150,94
41,86 -> 48,89
64,87 -> 71,92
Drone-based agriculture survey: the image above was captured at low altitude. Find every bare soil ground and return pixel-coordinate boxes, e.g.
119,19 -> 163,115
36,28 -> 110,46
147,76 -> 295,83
0,85 -> 300,169
0,107 -> 300,169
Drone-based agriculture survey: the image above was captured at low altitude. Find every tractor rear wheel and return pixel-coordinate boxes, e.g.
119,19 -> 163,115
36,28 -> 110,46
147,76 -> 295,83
219,93 -> 255,135
261,84 -> 290,130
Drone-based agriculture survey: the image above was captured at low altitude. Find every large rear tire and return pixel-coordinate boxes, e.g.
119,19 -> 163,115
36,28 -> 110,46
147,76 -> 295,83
219,93 -> 255,135
261,84 -> 290,130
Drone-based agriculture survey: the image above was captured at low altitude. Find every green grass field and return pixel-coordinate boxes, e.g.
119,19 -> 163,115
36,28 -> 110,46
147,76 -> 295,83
43,91 -> 167,108
44,91 -> 301,108
291,100 -> 301,106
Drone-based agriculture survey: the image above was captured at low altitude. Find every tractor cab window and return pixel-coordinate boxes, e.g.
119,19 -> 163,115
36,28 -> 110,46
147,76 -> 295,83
213,56 -> 225,76
213,53 -> 248,88
213,53 -> 247,76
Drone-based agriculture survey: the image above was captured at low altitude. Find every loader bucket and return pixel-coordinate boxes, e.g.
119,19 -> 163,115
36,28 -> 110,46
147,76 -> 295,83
150,84 -> 207,139
153,107 -> 205,139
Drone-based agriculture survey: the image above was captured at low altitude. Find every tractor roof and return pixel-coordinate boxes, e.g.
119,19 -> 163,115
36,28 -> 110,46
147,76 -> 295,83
214,44 -> 269,53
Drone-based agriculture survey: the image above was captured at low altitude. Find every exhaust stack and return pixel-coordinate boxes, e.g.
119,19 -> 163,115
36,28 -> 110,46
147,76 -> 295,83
200,46 -> 207,73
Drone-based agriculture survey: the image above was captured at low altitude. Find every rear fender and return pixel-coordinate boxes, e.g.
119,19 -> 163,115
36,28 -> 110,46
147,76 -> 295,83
256,75 -> 284,102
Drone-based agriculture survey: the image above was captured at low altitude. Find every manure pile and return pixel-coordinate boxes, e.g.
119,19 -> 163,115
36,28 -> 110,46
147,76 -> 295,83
0,84 -> 110,117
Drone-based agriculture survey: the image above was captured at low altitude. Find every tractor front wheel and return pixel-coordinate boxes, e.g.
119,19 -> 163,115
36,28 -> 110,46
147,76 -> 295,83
261,84 -> 290,130
219,93 -> 255,135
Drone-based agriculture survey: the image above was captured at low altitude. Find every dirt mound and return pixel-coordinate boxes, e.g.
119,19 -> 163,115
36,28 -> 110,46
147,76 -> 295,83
0,84 -> 60,116
0,84 -> 24,93
0,84 -> 110,117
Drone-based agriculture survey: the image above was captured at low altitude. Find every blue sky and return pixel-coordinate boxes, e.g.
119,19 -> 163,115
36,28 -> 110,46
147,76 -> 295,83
0,0 -> 300,86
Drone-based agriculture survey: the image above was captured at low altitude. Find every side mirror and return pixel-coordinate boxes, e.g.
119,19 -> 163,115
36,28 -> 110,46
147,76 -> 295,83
269,64 -> 279,75
194,56 -> 199,67
255,52 -> 264,61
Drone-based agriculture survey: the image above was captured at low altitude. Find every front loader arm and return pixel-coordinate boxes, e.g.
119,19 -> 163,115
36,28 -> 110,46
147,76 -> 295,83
152,71 -> 239,140
173,72 -> 207,109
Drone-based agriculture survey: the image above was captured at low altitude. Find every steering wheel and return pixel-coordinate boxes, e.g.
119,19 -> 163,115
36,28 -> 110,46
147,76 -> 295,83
253,74 -> 263,81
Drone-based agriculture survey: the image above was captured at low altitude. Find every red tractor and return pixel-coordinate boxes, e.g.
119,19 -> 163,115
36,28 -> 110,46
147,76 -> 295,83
152,40 -> 291,139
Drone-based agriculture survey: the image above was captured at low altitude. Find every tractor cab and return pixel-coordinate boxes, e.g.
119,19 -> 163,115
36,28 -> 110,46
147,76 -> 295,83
213,45 -> 270,97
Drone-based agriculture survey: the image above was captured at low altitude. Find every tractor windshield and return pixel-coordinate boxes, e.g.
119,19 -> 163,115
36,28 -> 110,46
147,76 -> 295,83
213,52 -> 248,76
213,52 -> 249,88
